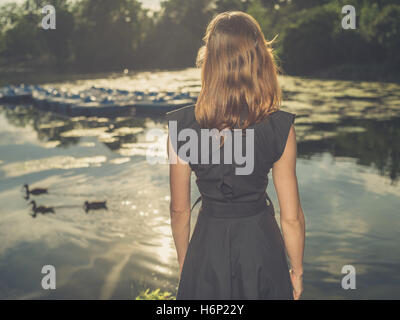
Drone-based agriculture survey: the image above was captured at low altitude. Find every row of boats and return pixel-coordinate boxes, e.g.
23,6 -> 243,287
0,84 -> 196,117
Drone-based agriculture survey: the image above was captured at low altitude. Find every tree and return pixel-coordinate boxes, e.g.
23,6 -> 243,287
1,11 -> 43,61
281,4 -> 337,74
136,0 -> 214,68
215,0 -> 250,12
369,4 -> 400,64
72,0 -> 144,71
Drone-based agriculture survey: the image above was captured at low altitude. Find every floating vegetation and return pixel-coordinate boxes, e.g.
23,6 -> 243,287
109,157 -> 131,165
1,155 -> 107,177
112,127 -> 143,136
60,127 -> 111,138
38,121 -> 67,129
302,131 -> 339,141
337,126 -> 367,133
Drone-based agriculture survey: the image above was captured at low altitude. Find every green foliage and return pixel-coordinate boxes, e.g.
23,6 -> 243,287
40,4 -> 74,66
359,3 -> 400,64
135,288 -> 176,300
215,0 -> 249,12
135,0 -> 214,69
72,0 -> 144,71
0,0 -> 399,76
359,2 -> 380,41
247,0 -> 270,35
1,11 -> 43,61
281,4 -> 338,74
369,5 -> 400,49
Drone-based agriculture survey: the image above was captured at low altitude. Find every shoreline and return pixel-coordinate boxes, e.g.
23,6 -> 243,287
301,63 -> 400,84
1,63 -> 399,86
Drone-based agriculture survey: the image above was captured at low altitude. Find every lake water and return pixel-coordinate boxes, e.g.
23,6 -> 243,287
0,68 -> 399,299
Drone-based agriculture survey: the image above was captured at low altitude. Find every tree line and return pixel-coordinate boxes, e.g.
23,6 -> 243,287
0,0 -> 399,77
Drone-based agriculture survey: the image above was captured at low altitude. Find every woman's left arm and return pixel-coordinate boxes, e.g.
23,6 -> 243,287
167,135 -> 192,275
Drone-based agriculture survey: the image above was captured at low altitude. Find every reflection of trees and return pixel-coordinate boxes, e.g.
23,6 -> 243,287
298,117 -> 400,184
0,104 -> 146,152
0,105 -> 35,128
1,105 -> 79,147
2,104 -> 399,183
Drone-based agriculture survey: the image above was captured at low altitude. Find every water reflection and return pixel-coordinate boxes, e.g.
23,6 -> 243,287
297,117 -> 400,184
0,69 -> 399,299
1,100 -> 399,183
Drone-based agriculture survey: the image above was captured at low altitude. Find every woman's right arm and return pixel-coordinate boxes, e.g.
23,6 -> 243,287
272,125 -> 305,300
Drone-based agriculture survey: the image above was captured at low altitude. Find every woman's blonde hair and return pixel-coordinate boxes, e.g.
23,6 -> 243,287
195,11 -> 282,130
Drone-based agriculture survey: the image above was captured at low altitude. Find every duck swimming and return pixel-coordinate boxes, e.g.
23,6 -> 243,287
24,184 -> 48,200
84,201 -> 107,213
29,200 -> 55,217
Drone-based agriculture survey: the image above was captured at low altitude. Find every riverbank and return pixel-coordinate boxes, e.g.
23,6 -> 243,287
1,61 -> 400,87
304,63 -> 400,84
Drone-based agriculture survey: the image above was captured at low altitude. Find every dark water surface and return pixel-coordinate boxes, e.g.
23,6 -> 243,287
0,68 -> 399,299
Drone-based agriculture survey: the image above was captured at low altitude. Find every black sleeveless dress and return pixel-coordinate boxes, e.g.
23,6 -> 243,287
166,104 -> 296,300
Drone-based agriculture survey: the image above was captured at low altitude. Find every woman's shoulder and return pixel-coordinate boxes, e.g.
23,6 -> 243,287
257,109 -> 296,163
257,109 -> 296,131
267,109 -> 296,124
165,104 -> 197,129
166,104 -> 295,132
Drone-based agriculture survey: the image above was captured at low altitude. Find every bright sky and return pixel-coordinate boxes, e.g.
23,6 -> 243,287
0,0 -> 162,11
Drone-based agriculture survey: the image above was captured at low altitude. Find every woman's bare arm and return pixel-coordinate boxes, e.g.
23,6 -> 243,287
167,135 -> 192,275
272,125 -> 305,298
